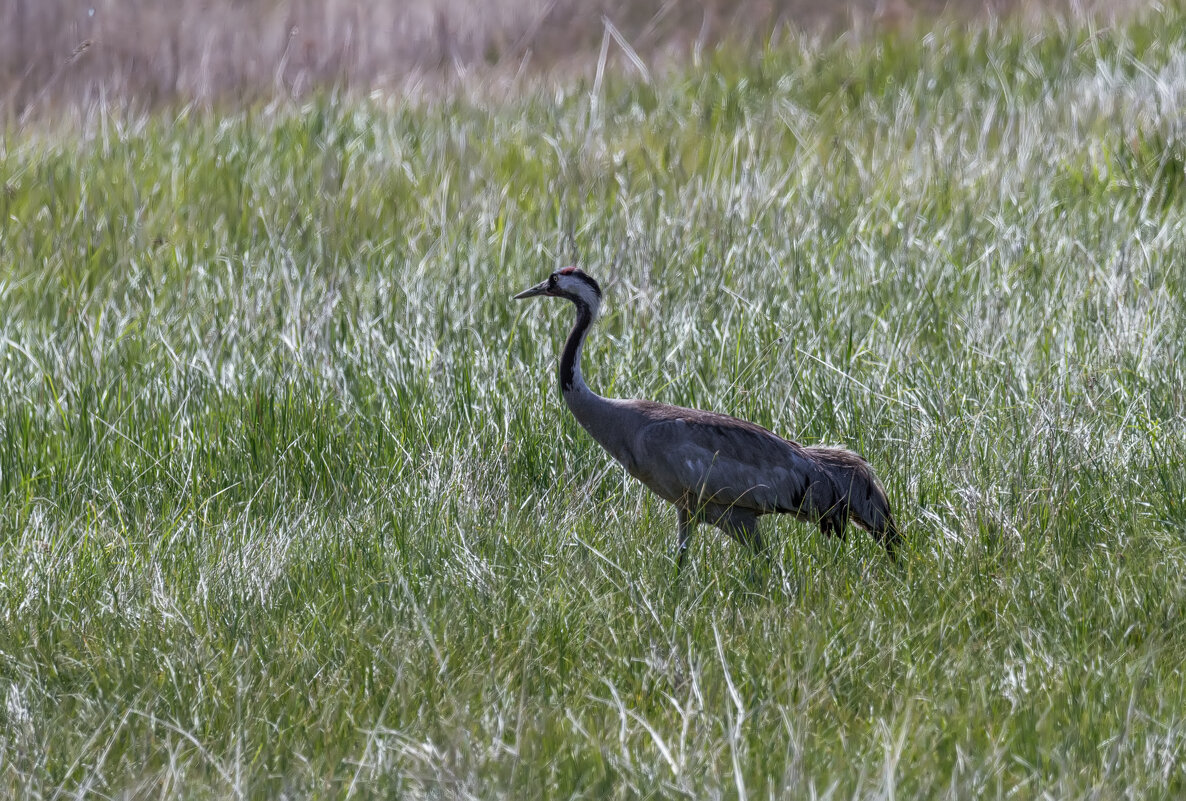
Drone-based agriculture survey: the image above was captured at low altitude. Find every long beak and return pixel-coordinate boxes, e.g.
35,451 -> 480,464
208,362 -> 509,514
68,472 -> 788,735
513,280 -> 550,300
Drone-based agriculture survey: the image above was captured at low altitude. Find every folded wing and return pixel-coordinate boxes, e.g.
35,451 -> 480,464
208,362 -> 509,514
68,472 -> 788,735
631,410 -> 836,517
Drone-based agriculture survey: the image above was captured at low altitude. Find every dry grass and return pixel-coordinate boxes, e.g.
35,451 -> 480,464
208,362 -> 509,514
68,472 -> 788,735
0,0 -> 1154,122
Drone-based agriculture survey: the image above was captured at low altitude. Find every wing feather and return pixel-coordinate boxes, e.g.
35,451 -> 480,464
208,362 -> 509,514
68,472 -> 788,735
632,410 -> 827,515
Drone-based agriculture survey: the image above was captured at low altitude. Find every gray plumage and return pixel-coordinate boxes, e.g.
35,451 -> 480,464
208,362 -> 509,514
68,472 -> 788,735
515,267 -> 901,567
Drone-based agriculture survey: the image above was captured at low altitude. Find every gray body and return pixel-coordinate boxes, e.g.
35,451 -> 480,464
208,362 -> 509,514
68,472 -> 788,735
516,267 -> 901,566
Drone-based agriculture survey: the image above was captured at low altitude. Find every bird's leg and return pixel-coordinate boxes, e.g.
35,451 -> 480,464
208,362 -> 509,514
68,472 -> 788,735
712,508 -> 769,564
738,522 -> 766,558
815,512 -> 849,564
728,515 -> 771,583
676,506 -> 694,570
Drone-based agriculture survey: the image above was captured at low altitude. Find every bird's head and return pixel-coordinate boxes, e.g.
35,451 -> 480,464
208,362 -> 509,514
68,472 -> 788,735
514,266 -> 602,311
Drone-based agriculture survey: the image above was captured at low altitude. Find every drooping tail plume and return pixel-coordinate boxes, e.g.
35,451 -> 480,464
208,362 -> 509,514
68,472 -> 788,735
804,445 -> 901,560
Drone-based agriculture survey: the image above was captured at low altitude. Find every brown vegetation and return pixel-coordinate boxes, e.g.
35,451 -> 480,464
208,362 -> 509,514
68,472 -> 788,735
0,0 -> 1152,121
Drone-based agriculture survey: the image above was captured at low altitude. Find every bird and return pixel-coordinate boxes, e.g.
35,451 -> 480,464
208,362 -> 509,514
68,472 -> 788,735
514,266 -> 901,569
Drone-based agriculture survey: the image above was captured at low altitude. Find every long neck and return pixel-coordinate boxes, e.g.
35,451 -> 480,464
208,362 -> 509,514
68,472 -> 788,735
556,296 -> 634,461
559,299 -> 597,397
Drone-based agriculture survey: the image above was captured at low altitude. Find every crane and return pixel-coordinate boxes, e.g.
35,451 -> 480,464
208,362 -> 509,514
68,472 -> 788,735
514,266 -> 901,569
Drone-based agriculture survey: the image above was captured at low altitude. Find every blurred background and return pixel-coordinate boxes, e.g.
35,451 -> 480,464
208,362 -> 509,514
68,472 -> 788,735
0,0 -> 1151,122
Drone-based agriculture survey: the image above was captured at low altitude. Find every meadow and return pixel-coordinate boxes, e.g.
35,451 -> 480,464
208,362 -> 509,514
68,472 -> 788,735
1,4 -> 1185,798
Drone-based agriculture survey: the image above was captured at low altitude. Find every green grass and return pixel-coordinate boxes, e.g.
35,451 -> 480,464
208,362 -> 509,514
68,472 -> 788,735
2,6 -> 1186,799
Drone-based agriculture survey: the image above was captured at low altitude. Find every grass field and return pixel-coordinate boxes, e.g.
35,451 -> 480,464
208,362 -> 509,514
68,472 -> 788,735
5,0 -> 1130,122
2,4 -> 1186,798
